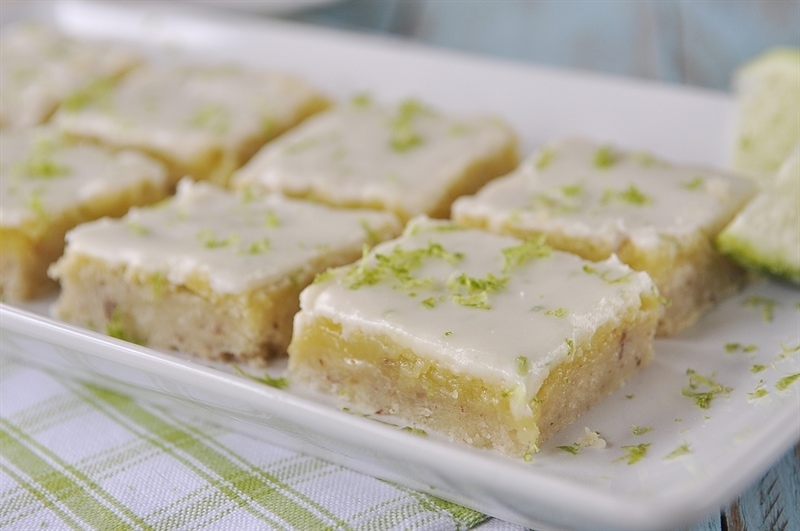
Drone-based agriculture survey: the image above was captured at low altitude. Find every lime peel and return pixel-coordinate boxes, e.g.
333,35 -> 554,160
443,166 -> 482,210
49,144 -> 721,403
717,148 -> 800,285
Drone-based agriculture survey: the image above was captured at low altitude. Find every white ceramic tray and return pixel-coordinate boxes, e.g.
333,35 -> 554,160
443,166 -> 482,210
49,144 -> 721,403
2,2 -> 799,529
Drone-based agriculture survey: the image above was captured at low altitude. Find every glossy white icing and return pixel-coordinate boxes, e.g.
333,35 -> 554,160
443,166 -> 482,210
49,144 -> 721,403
52,179 -> 401,294
0,23 -> 141,128
0,127 -> 167,228
294,217 -> 657,412
452,137 -> 756,251
232,97 -> 516,217
53,62 -> 325,167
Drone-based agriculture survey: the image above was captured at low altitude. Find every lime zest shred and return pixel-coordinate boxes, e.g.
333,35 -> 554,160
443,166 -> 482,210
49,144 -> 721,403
195,228 -> 238,249
544,307 -> 568,318
26,189 -> 48,223
241,238 -> 271,255
312,269 -> 334,285
601,185 -> 652,206
360,219 -> 380,245
125,221 -> 150,236
664,442 -> 691,460
421,297 -> 437,309
615,443 -> 651,465
681,369 -> 732,409
581,264 -> 633,284
681,176 -> 706,190
152,272 -> 166,297
778,342 -> 800,360
748,380 -> 769,401
501,236 -> 552,272
62,78 -> 113,112
351,92 -> 372,107
240,186 -> 257,204
742,295 -> 778,322
447,271 -> 509,310
535,147 -> 556,170
594,146 -> 618,169
776,373 -> 800,391
528,183 -> 584,214
13,154 -> 70,179
105,309 -> 142,345
619,185 -> 652,205
264,209 -> 280,228
565,338 -> 575,356
602,271 -> 633,284
556,428 -> 605,455
389,99 -> 429,152
344,242 -> 462,292
725,342 -> 758,353
515,355 -> 531,376
631,425 -> 653,436
557,445 -> 581,455
523,447 -> 537,462
105,310 -> 127,340
427,221 -> 467,233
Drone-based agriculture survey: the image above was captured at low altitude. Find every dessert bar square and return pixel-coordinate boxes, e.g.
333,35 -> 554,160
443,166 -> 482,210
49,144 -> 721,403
54,62 -> 330,187
0,126 -> 168,301
232,96 -> 518,221
50,179 -> 402,364
288,217 -> 661,457
452,137 -> 757,335
0,23 -> 142,129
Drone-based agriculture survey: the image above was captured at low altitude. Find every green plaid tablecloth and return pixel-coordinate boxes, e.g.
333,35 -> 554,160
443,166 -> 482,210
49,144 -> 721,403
0,357 -> 523,531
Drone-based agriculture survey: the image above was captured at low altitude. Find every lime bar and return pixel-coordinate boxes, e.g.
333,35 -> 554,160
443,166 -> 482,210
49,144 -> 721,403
289,217 -> 661,457
452,138 -> 756,336
50,180 -> 401,363
0,126 -> 168,301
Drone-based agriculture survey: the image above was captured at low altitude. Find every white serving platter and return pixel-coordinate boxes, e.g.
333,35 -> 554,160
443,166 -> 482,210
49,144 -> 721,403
1,2 -> 799,529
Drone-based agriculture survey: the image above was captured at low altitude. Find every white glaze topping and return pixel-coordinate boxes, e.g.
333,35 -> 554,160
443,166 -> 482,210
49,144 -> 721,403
0,126 -> 167,229
295,217 -> 657,414
53,62 -> 325,166
0,23 -> 141,129
53,179 -> 402,294
232,97 -> 516,218
452,137 -> 757,251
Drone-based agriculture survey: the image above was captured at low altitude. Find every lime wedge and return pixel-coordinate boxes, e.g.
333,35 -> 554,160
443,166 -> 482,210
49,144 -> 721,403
732,48 -> 800,182
717,147 -> 800,284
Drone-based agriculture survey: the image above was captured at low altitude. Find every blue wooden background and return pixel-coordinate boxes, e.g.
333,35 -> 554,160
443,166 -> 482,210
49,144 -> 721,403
287,0 -> 800,91
281,2 -> 800,530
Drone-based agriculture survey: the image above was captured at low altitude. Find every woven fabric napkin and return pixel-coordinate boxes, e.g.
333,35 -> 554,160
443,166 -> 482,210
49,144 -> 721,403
0,357 -> 524,531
